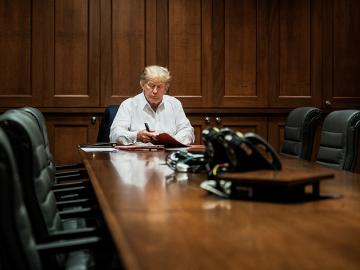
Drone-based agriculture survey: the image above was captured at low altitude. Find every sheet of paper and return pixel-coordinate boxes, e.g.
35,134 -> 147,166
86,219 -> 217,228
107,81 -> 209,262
165,147 -> 190,151
115,143 -> 164,151
80,147 -> 117,152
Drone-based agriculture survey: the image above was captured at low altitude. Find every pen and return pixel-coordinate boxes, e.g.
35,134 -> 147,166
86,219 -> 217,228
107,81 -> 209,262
145,123 -> 152,132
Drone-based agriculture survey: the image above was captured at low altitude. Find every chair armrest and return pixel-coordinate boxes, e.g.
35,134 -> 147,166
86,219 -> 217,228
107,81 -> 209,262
54,189 -> 95,202
56,163 -> 85,171
53,185 -> 89,193
59,205 -> 101,220
37,236 -> 101,255
53,180 -> 91,190
59,207 -> 95,219
55,172 -> 88,182
46,227 -> 99,241
56,198 -> 97,210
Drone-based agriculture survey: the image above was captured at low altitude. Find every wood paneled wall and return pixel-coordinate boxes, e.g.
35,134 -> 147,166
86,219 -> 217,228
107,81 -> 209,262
1,0 -> 360,164
1,0 -> 360,109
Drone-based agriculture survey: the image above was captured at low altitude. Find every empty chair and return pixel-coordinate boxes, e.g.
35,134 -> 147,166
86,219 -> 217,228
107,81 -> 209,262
97,105 -> 119,143
0,110 -> 99,243
0,128 -> 101,270
0,127 -> 41,269
18,107 -> 91,196
20,107 -> 87,178
281,107 -> 321,160
16,109 -> 95,202
316,110 -> 360,172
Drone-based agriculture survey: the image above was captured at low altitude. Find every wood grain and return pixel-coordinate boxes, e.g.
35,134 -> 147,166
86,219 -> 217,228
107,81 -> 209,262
81,150 -> 360,269
331,0 -> 360,107
0,0 -> 33,106
1,0 -> 360,108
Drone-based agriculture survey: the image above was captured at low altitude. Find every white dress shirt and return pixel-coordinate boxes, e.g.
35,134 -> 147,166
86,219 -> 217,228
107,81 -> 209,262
109,92 -> 195,145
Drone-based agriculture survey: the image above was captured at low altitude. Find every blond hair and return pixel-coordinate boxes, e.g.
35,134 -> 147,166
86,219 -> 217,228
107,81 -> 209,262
140,65 -> 171,86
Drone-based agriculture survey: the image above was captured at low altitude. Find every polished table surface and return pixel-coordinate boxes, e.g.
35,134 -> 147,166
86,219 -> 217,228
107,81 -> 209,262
81,150 -> 360,270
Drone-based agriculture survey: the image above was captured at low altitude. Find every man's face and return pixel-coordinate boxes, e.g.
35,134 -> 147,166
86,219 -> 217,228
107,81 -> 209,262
141,80 -> 167,107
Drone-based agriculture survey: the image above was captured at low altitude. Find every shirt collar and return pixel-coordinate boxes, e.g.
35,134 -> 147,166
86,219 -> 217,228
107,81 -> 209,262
140,91 -> 166,112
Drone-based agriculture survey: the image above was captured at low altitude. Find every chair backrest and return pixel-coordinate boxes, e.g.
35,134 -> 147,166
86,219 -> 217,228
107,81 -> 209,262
97,105 -> 119,143
20,107 -> 52,159
20,107 -> 56,180
316,109 -> 360,171
281,107 -> 321,160
0,128 -> 42,270
0,110 -> 62,242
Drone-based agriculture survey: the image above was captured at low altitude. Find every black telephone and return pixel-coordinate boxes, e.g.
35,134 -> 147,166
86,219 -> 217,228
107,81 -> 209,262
201,127 -> 233,168
223,131 -> 282,171
202,128 -> 282,174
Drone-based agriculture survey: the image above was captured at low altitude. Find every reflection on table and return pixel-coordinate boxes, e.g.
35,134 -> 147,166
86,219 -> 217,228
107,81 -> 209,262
81,150 -> 360,270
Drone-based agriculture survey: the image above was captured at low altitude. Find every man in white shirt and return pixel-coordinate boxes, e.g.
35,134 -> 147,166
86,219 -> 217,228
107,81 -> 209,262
109,65 -> 195,145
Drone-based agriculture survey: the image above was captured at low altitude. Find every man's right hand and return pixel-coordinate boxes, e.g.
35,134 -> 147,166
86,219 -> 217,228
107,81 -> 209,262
137,129 -> 157,143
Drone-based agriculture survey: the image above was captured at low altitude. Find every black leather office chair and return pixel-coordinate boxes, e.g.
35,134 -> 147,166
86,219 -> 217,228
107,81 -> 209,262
281,107 -> 321,160
316,109 -> 360,172
97,105 -> 119,143
20,107 -> 87,180
0,127 -> 42,269
0,110 -> 99,243
18,110 -> 95,203
0,128 -> 100,270
18,107 -> 93,200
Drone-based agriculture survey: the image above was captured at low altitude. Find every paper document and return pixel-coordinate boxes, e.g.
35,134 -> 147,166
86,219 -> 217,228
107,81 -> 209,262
152,133 -> 188,148
115,143 -> 164,151
79,143 -> 116,148
81,147 -> 117,152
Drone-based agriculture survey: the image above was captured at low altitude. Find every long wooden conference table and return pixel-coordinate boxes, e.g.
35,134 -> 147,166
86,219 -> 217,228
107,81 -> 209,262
81,149 -> 360,270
